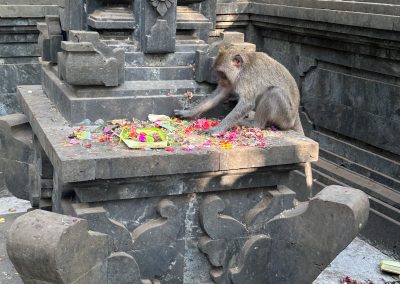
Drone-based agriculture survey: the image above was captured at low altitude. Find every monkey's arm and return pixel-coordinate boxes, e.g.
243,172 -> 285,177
174,85 -> 230,118
210,99 -> 253,135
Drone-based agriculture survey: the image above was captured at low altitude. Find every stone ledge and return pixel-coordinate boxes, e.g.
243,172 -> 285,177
16,85 -> 318,183
0,5 -> 60,18
216,1 -> 400,31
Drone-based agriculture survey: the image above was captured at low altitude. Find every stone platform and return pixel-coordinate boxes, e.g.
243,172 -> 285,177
8,84 -> 371,284
17,84 -> 318,198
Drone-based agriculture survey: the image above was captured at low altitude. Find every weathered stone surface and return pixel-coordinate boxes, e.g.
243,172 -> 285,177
302,68 -> 400,156
130,199 -> 184,282
37,16 -> 63,63
88,6 -> 135,30
17,86 -> 318,183
136,0 -> 177,53
107,252 -> 143,284
58,31 -> 125,86
200,194 -> 248,240
72,204 -> 134,252
73,167 -> 291,202
263,185 -> 369,283
229,235 -> 271,284
244,185 -> 295,232
0,114 -> 33,200
6,210 -> 111,284
60,0 -> 86,31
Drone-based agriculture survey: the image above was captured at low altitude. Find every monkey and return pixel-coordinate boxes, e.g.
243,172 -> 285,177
174,45 -> 304,135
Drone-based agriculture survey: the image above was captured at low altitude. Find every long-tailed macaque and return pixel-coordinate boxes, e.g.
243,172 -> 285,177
175,45 -> 304,135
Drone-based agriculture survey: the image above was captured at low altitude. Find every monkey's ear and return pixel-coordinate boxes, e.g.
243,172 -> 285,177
232,54 -> 243,68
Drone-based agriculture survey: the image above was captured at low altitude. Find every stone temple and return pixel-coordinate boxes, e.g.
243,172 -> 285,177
0,0 -> 399,283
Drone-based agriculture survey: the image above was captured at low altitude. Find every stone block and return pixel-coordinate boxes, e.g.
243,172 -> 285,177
0,113 -> 33,200
58,31 -> 125,87
6,210 -> 112,284
136,0 -> 177,53
88,6 -> 135,30
262,185 -> 370,283
72,204 -> 134,252
37,16 -> 63,63
60,0 -> 86,31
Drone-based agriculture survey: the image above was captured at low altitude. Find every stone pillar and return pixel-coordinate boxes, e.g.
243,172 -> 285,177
136,0 -> 177,53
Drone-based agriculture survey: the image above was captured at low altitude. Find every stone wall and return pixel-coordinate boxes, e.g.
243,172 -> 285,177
214,0 -> 400,257
0,0 -> 62,116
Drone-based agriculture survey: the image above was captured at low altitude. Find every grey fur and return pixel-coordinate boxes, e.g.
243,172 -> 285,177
175,45 -> 304,135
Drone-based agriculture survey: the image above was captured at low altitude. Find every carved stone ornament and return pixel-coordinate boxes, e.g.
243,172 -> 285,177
149,0 -> 174,17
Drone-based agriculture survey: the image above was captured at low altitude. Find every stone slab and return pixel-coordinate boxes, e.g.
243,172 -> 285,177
216,1 -> 400,31
125,66 -> 195,81
41,64 -> 215,123
125,51 -> 196,66
0,5 -> 60,18
16,85 -> 318,183
74,167 -> 293,202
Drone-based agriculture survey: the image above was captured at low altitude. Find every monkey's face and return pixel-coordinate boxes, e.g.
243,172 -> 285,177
215,48 -> 243,86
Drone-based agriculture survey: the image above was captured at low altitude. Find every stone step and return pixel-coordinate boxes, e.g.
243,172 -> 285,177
88,6 -> 135,30
176,6 -> 213,30
107,41 -> 208,53
125,66 -> 194,81
41,65 -> 216,123
285,163 -> 400,258
320,148 -> 400,193
106,42 -> 137,52
312,165 -> 400,258
175,42 -> 208,52
312,158 -> 400,209
125,51 -> 196,66
310,130 -> 400,187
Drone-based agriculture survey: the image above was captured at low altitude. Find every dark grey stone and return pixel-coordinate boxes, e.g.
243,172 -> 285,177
229,235 -> 270,284
200,194 -> 248,240
16,85 -> 318,183
107,252 -> 144,284
125,66 -> 195,81
58,31 -> 125,87
73,168 -> 291,203
130,199 -> 184,282
88,6 -> 135,30
244,185 -> 295,233
132,199 -> 181,249
6,210 -> 111,284
145,19 -> 176,53
263,185 -> 369,284
60,0 -> 86,31
37,16 -> 63,63
72,204 -> 134,252
0,114 -> 33,200
136,0 -> 177,54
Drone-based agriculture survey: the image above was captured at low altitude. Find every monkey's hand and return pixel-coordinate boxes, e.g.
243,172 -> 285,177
208,126 -> 226,136
174,109 -> 197,118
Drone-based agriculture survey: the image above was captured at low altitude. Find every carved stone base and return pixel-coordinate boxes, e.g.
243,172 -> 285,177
7,185 -> 369,284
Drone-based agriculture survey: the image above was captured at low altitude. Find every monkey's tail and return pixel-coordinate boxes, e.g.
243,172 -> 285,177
292,112 -> 304,135
292,112 -> 313,199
